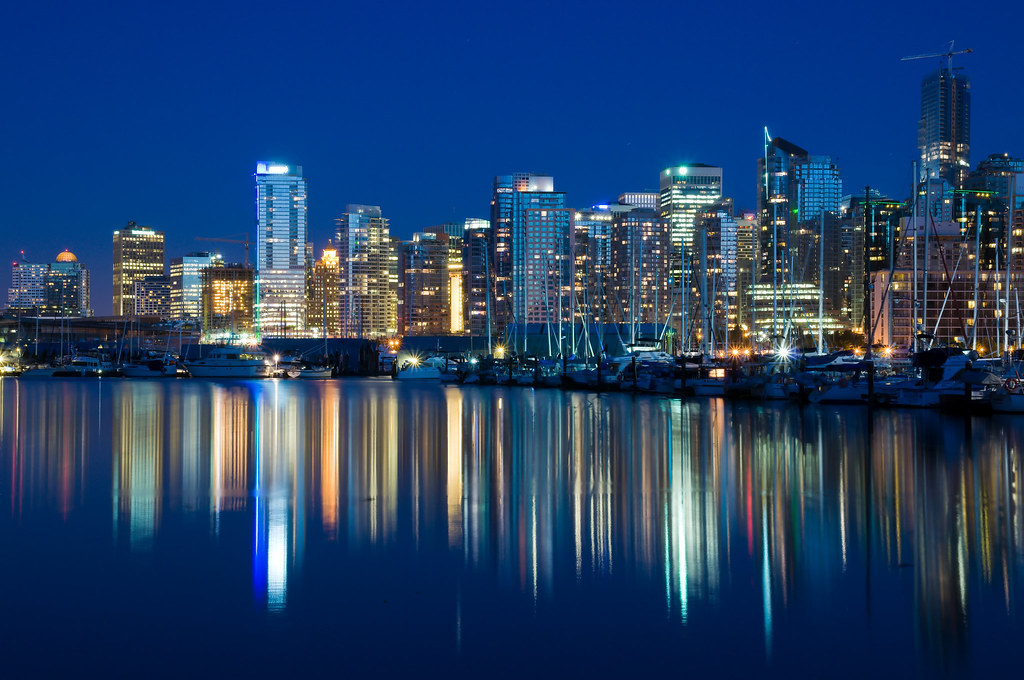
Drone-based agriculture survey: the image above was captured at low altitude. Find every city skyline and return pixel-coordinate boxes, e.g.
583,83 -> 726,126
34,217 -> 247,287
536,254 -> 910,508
3,2 -> 1023,313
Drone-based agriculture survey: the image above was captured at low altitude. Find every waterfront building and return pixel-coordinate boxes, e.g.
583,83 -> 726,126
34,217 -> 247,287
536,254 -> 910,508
918,66 -> 971,187
398,232 -> 451,336
659,164 -> 723,258
490,174 -> 573,350
7,258 -> 48,311
307,244 -> 341,337
170,252 -> 222,321
335,204 -> 396,338
618,192 -> 659,210
133,276 -> 172,318
756,135 -> 842,341
255,162 -> 308,336
463,218 -> 491,338
610,208 -> 671,343
113,222 -> 165,317
734,212 -> 757,342
572,206 -> 617,326
201,264 -> 254,336
693,206 -> 739,349
46,250 -> 91,317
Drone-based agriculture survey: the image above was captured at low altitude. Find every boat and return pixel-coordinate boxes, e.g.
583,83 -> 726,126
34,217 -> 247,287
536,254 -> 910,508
120,352 -> 185,378
286,365 -> 334,379
393,356 -> 443,381
991,377 -> 1024,413
52,355 -> 118,377
185,346 -> 276,378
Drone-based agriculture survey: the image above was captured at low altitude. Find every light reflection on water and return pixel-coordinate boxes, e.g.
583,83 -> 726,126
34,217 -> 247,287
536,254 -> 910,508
1,377 -> 1023,673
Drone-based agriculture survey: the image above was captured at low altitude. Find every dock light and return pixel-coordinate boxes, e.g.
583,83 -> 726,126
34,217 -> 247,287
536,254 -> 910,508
410,357 -> 420,366
495,345 -> 506,359
273,355 -> 280,362
469,358 -> 478,364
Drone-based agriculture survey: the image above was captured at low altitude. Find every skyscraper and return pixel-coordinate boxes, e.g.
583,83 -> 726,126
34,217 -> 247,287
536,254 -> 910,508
255,162 -> 308,336
490,174 -> 573,349
610,207 -> 671,340
756,135 -> 842,339
170,252 -> 223,321
134,276 -> 172,318
658,164 -> 723,256
307,244 -> 341,337
46,250 -> 91,317
398,232 -> 451,336
7,257 -> 48,311
335,204 -> 395,338
463,218 -> 491,339
113,222 -> 165,316
918,67 -> 970,187
202,264 -> 255,336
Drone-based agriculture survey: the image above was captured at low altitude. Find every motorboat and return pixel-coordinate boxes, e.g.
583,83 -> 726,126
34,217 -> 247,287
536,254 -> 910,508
186,346 -> 276,378
991,376 -> 1024,413
394,356 -> 443,381
121,352 -> 185,378
53,355 -> 118,377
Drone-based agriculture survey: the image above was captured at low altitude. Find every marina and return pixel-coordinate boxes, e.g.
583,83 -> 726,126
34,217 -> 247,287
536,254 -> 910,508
1,377 -> 1022,675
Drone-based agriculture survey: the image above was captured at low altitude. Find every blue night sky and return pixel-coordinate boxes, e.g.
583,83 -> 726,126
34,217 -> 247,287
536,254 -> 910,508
2,0 -> 1022,314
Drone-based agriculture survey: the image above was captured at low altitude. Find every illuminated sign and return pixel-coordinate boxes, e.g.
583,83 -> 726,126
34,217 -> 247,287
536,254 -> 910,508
256,163 -> 290,175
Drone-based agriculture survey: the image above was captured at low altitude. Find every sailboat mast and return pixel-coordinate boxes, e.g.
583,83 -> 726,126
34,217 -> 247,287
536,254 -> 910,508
818,208 -> 825,354
972,207 -> 981,348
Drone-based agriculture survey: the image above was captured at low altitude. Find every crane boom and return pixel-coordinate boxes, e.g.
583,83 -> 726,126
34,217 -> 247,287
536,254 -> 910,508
195,234 -> 252,267
901,42 -> 973,72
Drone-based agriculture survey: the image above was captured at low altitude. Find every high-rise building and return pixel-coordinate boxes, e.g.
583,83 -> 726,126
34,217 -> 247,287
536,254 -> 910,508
307,244 -> 341,337
398,232 -> 451,336
170,252 -> 223,321
618,192 -> 659,210
490,173 -> 573,349
463,218 -> 491,338
134,276 -> 172,318
202,264 -> 255,336
574,204 -> 626,326
255,162 -> 308,336
7,258 -> 48,311
756,136 -> 842,341
335,204 -> 395,338
113,222 -> 165,316
46,250 -> 91,317
918,66 -> 971,187
658,164 -> 723,256
694,207 -> 739,349
610,208 -> 671,342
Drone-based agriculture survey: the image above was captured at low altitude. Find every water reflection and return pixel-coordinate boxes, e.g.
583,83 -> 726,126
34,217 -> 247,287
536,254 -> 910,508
1,378 -> 1023,670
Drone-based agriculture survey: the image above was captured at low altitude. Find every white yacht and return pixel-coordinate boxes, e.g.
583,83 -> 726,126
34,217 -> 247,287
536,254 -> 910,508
186,346 -> 275,378
52,355 -> 117,377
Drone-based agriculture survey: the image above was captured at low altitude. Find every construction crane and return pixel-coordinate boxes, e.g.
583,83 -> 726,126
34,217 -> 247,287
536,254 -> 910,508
901,41 -> 973,72
195,233 -> 252,267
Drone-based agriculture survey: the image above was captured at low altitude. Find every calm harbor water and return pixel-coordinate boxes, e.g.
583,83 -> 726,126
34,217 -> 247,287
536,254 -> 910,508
1,377 -> 1022,675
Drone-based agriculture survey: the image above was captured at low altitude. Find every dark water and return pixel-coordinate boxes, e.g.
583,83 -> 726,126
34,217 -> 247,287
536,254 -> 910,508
1,377 -> 1021,676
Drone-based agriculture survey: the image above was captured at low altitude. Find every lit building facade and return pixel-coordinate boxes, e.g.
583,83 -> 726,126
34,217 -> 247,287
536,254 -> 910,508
658,164 -> 723,256
490,174 -> 573,349
113,222 -> 165,316
170,252 -> 222,321
693,207 -> 739,348
463,218 -> 491,338
335,204 -> 395,338
255,162 -> 308,336
919,67 -> 971,187
398,232 -> 451,336
610,208 -> 671,335
134,276 -> 172,318
201,264 -> 254,336
618,192 -> 659,210
46,250 -> 91,317
307,244 -> 341,337
8,259 -> 48,310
